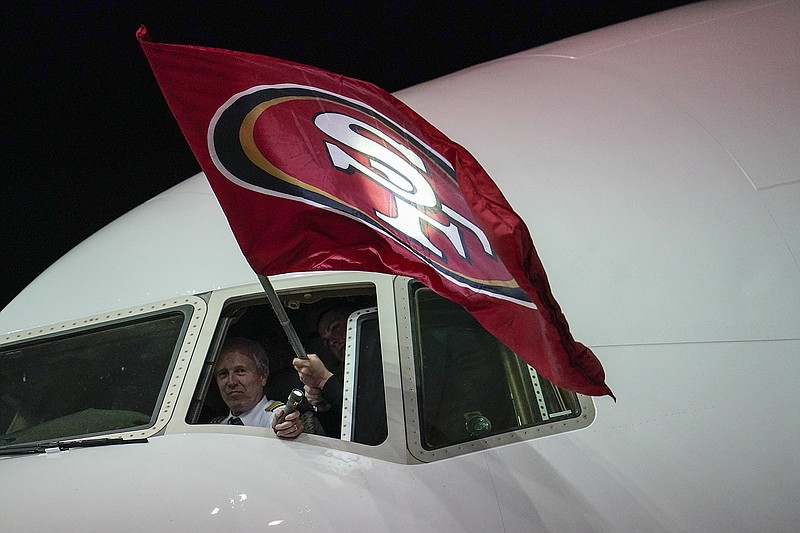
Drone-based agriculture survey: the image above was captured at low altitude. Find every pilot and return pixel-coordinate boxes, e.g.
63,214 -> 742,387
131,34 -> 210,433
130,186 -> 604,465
214,336 -> 304,438
292,306 -> 386,444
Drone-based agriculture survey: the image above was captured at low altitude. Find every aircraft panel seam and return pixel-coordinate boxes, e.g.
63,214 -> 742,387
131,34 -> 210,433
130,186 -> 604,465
591,337 -> 800,349
482,453 -> 508,533
758,188 -> 800,274
757,178 -> 800,191
575,0 -> 787,61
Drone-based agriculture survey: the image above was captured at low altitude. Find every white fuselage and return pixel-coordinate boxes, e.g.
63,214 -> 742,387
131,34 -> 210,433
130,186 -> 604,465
2,1 -> 799,531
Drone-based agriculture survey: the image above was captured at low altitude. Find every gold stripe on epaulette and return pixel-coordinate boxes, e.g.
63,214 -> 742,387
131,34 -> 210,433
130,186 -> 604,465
265,400 -> 285,412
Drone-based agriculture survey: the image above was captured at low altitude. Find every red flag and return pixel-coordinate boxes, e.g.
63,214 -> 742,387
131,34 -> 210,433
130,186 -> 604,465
137,27 -> 613,398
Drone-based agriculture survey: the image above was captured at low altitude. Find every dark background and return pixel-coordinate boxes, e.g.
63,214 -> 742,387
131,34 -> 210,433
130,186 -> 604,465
2,1 -> 698,310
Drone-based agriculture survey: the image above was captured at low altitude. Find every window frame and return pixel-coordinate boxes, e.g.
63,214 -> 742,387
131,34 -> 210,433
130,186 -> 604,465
0,295 -> 207,445
395,279 -> 596,462
339,306 -> 387,444
174,273 -> 409,462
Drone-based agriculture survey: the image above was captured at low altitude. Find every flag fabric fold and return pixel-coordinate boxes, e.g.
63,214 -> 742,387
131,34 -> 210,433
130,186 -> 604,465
137,26 -> 613,398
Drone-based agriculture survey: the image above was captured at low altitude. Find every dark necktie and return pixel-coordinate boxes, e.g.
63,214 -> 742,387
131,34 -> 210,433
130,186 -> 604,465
228,416 -> 244,425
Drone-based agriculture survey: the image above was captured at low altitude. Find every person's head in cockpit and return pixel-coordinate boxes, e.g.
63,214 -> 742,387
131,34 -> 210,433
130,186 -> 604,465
214,336 -> 303,438
317,307 -> 353,361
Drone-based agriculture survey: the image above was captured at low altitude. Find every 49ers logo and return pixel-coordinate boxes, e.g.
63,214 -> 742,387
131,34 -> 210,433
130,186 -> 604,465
208,84 -> 531,305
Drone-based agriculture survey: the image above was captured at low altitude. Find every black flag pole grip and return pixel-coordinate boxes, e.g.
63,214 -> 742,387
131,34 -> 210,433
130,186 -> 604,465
258,275 -> 308,360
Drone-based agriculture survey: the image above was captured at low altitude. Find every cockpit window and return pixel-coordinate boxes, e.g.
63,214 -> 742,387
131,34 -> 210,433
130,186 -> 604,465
189,285 -> 387,446
410,286 -> 589,454
0,310 -> 188,446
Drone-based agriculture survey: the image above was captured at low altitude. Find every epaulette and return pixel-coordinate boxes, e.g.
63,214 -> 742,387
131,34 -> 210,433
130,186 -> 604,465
210,415 -> 226,424
265,400 -> 285,412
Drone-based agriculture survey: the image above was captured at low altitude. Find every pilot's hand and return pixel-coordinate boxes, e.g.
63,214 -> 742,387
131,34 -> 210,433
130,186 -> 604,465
272,408 -> 304,439
292,354 -> 333,389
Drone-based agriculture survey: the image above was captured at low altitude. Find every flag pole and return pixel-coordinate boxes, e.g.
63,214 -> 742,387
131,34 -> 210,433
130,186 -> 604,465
258,275 -> 308,360
259,275 -> 331,412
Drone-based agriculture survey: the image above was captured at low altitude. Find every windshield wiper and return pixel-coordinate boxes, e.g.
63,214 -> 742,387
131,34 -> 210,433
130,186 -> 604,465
0,437 -> 148,456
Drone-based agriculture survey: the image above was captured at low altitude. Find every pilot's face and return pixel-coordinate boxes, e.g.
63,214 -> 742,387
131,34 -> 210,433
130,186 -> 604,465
318,311 -> 348,361
215,349 -> 267,416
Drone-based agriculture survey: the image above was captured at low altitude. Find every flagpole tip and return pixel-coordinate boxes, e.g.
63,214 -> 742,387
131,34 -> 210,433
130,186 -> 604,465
136,25 -> 152,42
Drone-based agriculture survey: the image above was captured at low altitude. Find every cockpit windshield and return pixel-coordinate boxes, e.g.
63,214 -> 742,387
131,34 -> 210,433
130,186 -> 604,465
1,310 -> 188,447
411,286 -> 585,451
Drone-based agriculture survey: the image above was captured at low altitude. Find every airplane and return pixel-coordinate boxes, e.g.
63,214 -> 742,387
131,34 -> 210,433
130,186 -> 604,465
2,0 -> 799,530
